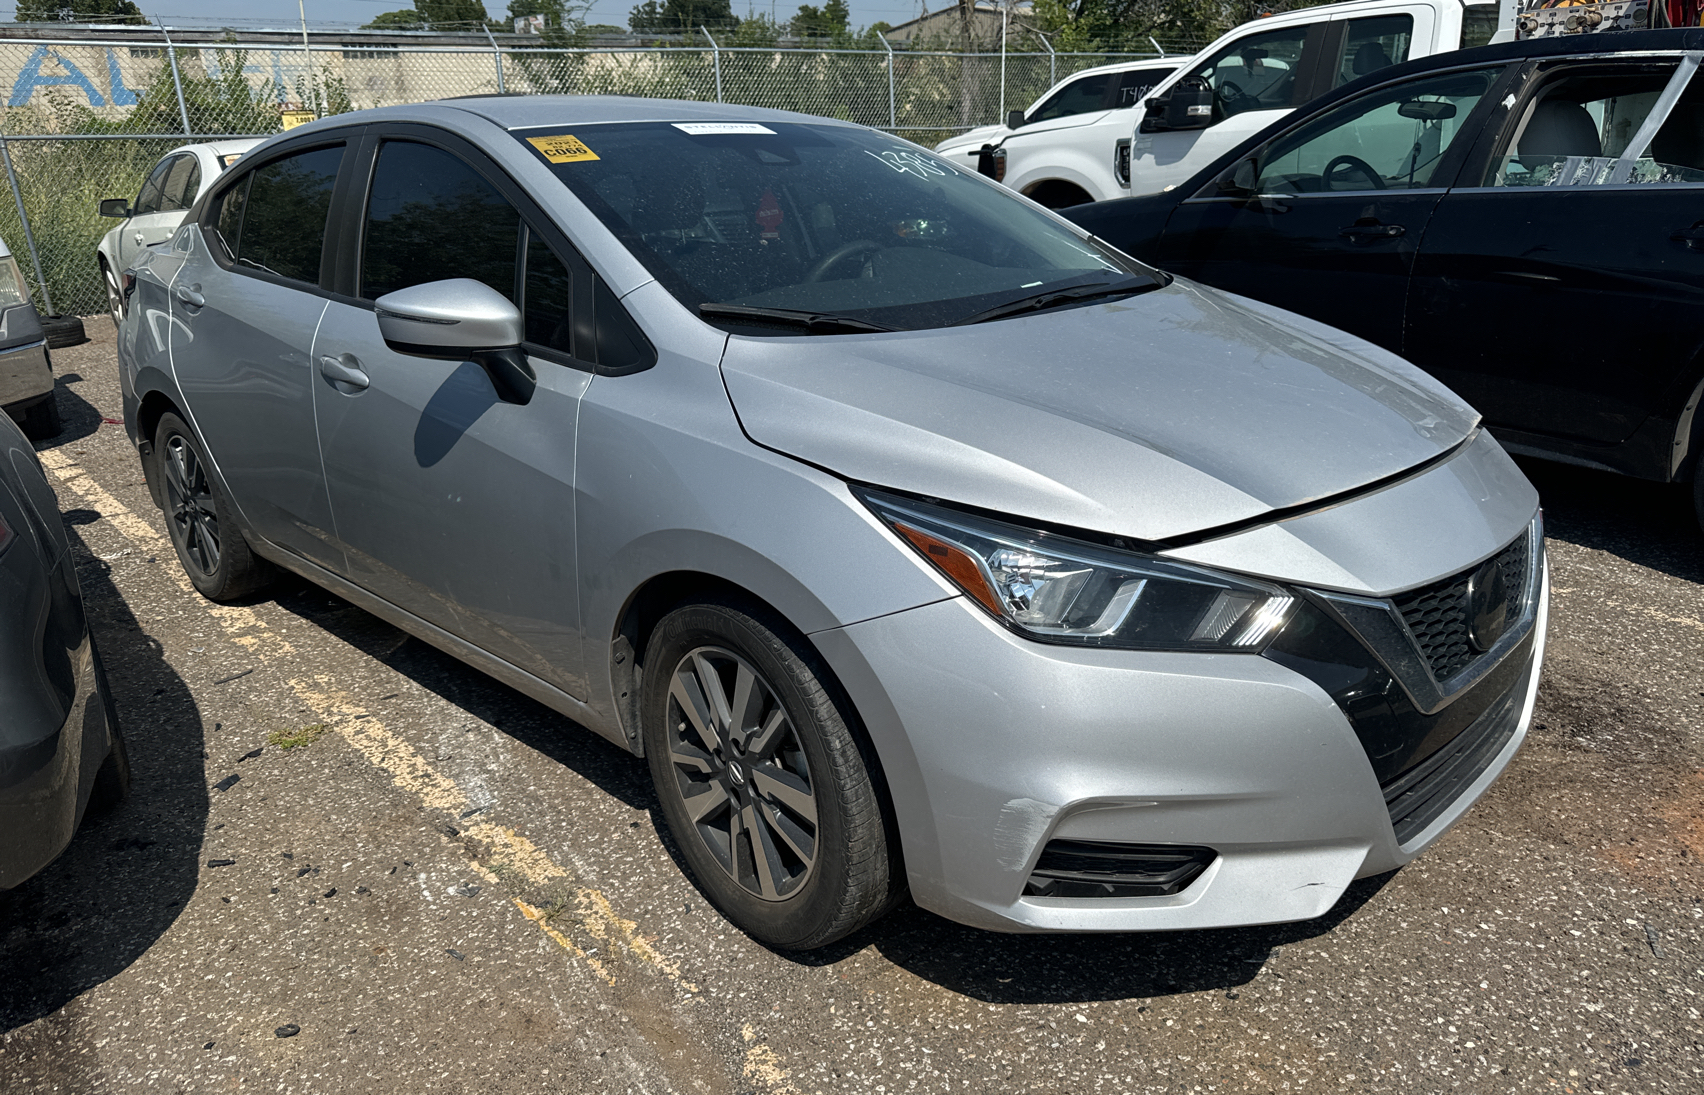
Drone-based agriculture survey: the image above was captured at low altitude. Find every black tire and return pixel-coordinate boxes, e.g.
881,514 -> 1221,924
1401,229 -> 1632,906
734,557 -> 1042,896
153,412 -> 275,601
84,641 -> 130,817
642,597 -> 900,950
1694,466 -> 1704,536
16,392 -> 61,441
42,314 -> 86,349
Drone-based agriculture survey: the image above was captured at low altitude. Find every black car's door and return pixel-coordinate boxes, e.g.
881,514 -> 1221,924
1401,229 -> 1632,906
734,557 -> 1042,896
1406,55 -> 1704,452
1153,64 -> 1511,349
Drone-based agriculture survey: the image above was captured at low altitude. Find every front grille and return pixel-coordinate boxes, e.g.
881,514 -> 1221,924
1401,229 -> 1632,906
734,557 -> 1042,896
1382,672 -> 1526,845
1023,840 -> 1215,899
1391,534 -> 1530,682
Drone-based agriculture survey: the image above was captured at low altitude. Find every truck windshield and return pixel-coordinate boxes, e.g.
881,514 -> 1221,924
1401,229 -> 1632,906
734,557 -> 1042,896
513,121 -> 1152,333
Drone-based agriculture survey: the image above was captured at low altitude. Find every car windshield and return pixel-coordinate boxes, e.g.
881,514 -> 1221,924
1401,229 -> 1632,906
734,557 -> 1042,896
513,121 -> 1153,333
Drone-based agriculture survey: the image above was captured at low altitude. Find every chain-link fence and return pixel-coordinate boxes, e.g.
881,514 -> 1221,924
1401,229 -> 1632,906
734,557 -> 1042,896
0,33 -> 1198,316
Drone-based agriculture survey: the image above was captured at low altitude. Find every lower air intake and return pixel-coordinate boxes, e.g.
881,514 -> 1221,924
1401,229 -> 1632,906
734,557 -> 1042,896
1023,840 -> 1215,899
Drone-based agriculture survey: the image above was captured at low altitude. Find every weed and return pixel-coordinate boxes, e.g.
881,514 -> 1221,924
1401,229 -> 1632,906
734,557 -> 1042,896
266,723 -> 328,750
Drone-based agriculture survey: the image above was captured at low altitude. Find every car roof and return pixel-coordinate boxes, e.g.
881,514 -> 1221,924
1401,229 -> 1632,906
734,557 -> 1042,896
1055,56 -> 1187,82
386,95 -> 857,132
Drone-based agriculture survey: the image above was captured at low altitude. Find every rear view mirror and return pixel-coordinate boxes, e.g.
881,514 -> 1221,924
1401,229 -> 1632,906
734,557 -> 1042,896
374,278 -> 536,405
99,198 -> 130,218
1398,100 -> 1457,122
1007,109 -> 1026,130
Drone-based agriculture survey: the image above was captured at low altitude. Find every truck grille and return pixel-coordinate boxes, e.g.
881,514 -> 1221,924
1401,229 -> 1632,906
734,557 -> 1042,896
1391,535 -> 1530,683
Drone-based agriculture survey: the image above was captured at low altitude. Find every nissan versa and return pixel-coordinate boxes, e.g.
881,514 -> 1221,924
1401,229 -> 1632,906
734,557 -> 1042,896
115,97 -> 1548,949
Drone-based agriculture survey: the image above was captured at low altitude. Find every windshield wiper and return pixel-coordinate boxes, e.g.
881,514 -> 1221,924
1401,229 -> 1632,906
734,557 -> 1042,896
699,303 -> 897,335
950,275 -> 1162,326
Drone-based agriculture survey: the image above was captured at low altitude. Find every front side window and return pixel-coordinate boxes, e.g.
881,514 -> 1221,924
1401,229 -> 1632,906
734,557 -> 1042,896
1189,25 -> 1313,120
362,140 -> 521,301
235,144 -> 343,284
1255,67 -> 1501,194
517,121 -> 1145,333
1487,63 -> 1704,187
1115,67 -> 1176,109
1332,15 -> 1414,91
1026,73 -> 1113,125
133,156 -> 176,216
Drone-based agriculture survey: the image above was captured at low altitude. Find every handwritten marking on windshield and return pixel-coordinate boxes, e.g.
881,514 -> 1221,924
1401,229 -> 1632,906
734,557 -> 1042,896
865,149 -> 949,179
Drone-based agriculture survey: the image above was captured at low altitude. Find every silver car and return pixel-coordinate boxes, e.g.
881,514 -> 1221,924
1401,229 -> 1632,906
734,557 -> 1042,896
117,97 -> 1547,949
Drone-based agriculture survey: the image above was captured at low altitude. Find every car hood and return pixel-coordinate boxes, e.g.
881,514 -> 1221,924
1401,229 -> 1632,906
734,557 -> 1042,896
935,124 -> 1007,153
718,280 -> 1479,543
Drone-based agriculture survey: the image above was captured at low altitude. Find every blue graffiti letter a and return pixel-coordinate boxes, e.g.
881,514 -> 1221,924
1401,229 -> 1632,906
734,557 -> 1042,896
10,46 -> 108,108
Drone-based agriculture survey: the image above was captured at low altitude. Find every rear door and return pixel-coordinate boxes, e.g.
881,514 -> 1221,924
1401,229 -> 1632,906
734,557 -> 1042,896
1407,55 -> 1704,450
119,153 -> 196,271
1154,63 -> 1509,349
309,128 -> 596,698
168,138 -> 350,573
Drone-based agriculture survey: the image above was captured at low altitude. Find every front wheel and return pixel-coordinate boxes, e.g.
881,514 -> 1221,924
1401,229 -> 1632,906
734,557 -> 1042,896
153,412 -> 275,601
101,259 -> 124,328
642,598 -> 900,949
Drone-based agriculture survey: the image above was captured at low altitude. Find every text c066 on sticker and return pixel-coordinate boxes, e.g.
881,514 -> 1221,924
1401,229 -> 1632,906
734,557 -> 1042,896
527,135 -> 600,163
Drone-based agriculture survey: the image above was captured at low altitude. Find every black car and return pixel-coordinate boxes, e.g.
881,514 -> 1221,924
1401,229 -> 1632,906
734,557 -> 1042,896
1066,28 -> 1704,528
0,412 -> 127,890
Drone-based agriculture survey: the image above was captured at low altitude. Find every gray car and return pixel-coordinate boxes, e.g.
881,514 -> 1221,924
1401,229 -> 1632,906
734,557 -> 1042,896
117,97 -> 1547,949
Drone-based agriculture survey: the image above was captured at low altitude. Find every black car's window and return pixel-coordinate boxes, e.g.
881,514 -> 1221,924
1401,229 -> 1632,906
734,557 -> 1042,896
133,155 -> 176,216
160,154 -> 199,212
1114,67 -> 1175,108
514,121 -> 1141,333
1488,64 -> 1704,187
362,140 -> 521,301
1332,15 -> 1413,91
1188,24 -> 1312,120
1255,67 -> 1500,194
1027,72 -> 1113,124
235,145 -> 343,284
523,230 -> 574,355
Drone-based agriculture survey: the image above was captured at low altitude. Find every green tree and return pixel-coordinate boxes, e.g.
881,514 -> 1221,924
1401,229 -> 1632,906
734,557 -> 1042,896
364,9 -> 426,29
789,0 -> 848,38
362,0 -> 492,31
14,0 -> 146,23
628,0 -> 738,34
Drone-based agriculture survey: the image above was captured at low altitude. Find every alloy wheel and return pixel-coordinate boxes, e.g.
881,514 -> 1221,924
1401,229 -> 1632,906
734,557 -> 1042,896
102,263 -> 124,327
162,434 -> 221,577
665,646 -> 819,901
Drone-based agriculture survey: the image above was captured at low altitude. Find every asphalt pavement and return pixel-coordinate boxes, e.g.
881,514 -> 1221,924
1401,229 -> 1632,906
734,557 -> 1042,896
1,321 -> 1700,1094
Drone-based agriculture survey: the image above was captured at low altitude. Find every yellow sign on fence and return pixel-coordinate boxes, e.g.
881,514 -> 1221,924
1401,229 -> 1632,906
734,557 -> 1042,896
280,110 -> 316,130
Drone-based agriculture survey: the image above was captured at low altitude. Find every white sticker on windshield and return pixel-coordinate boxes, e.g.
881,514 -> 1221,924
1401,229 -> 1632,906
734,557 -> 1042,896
865,149 -> 950,179
672,122 -> 776,135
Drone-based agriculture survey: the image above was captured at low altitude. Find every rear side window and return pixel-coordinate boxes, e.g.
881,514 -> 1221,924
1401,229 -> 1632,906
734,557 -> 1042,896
133,156 -> 175,216
362,140 -> 521,301
1115,67 -> 1175,108
1487,64 -> 1704,187
235,145 -> 343,284
160,154 -> 199,212
1333,15 -> 1414,91
1027,73 -> 1113,124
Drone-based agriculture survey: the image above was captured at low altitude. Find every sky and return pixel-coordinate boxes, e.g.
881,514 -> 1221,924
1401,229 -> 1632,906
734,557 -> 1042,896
0,0 -> 942,34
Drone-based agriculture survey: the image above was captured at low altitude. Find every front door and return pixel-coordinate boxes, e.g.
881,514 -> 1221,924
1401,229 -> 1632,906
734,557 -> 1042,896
120,153 -> 199,271
1407,56 -> 1704,447
311,135 -> 592,698
1155,64 -> 1507,350
169,141 -> 347,572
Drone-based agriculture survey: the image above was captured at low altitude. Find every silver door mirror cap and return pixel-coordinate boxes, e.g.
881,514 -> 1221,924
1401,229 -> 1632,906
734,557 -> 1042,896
374,278 -> 522,353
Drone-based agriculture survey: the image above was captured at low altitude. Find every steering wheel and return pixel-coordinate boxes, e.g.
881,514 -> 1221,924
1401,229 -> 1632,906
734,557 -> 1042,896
1322,154 -> 1386,191
804,239 -> 882,283
1215,80 -> 1255,114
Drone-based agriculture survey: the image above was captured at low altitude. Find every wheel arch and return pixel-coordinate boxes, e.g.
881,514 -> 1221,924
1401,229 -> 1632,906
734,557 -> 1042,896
1020,178 -> 1096,210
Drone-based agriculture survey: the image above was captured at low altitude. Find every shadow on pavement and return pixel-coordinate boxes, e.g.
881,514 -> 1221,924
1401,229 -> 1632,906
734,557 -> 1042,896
35,373 -> 104,449
0,513 -> 208,1032
1515,456 -> 1703,585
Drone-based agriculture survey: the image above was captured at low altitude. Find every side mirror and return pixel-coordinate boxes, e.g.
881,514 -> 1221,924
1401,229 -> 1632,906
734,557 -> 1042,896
1006,109 -> 1025,130
374,278 -> 536,405
99,198 -> 130,218
1161,77 -> 1214,131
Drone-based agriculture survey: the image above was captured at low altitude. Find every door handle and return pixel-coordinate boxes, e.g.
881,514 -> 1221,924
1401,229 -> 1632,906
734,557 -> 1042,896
318,354 -> 370,391
1671,222 -> 1704,249
173,283 -> 204,307
1339,222 -> 1405,240
132,231 -> 143,244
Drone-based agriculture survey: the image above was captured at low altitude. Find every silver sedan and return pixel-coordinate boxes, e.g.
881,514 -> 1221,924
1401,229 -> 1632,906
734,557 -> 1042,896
117,96 -> 1545,948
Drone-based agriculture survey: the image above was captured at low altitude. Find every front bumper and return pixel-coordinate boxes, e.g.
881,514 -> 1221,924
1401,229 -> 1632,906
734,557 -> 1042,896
814,554 -> 1548,934
0,338 -> 51,411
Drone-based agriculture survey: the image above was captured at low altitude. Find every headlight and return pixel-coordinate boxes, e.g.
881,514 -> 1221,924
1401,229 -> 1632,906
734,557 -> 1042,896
0,255 -> 27,309
860,489 -> 1296,651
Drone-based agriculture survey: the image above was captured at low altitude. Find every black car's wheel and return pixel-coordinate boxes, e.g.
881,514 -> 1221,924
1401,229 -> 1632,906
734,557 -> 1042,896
85,640 -> 130,816
153,412 -> 275,601
1693,467 -> 1704,535
16,392 -> 61,441
642,597 -> 899,949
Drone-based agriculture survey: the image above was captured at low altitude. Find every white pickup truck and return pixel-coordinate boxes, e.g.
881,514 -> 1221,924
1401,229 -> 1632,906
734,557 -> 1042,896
933,56 -> 1185,207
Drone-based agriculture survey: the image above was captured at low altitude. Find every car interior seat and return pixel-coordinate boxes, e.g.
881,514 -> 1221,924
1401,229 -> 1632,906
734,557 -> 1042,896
1352,43 -> 1393,78
1515,98 -> 1603,165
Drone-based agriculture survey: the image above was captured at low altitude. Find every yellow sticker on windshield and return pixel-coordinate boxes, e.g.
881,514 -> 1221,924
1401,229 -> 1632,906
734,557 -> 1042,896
527,134 -> 599,163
